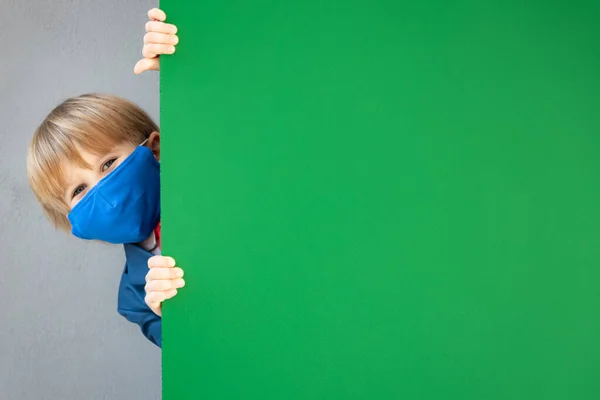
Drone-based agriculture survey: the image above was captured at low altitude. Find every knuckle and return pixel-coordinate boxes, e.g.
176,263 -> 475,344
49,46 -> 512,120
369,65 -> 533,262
144,281 -> 155,293
147,292 -> 162,304
156,280 -> 168,291
149,32 -> 160,43
147,255 -> 165,267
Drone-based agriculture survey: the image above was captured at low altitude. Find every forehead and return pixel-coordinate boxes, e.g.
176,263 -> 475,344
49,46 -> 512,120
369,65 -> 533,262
59,147 -> 99,183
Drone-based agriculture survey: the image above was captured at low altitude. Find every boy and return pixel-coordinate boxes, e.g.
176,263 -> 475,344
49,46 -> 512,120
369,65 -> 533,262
26,8 -> 180,347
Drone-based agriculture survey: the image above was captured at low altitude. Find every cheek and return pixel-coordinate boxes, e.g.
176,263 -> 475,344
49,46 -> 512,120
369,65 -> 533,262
70,197 -> 82,210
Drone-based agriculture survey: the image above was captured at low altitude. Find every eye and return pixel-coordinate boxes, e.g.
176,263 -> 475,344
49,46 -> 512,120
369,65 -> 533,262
102,158 -> 117,172
73,184 -> 87,198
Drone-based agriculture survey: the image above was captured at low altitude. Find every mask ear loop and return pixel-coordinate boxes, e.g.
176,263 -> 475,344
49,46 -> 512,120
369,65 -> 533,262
140,138 -> 149,147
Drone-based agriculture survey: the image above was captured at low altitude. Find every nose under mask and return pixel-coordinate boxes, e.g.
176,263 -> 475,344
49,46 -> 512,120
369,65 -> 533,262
68,144 -> 161,244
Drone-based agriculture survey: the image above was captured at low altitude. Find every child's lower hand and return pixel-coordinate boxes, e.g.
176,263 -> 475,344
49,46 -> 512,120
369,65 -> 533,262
134,8 -> 179,75
145,256 -> 185,316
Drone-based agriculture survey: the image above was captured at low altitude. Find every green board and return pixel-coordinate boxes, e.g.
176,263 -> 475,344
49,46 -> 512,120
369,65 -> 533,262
160,1 -> 600,398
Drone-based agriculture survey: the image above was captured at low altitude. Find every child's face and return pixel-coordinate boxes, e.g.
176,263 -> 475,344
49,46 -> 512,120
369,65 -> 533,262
62,142 -> 138,209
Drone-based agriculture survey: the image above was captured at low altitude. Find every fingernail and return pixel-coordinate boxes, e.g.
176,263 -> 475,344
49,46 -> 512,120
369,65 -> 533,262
175,268 -> 184,277
176,279 -> 185,288
168,46 -> 176,53
168,258 -> 176,267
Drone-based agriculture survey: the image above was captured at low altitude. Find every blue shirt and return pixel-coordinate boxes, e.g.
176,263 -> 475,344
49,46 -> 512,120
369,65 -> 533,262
117,243 -> 162,347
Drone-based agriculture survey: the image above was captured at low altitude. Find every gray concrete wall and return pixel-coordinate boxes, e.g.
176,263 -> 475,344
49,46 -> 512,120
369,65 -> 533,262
1,1 -> 162,398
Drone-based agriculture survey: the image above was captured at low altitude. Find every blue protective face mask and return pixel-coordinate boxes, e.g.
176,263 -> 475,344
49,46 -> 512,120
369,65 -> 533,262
68,143 -> 161,244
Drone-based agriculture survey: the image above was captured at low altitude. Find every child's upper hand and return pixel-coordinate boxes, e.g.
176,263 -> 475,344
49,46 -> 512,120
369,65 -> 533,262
134,8 -> 179,75
145,255 -> 185,316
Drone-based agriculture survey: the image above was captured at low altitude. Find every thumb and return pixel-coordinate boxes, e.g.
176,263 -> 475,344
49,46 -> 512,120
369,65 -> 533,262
134,58 -> 160,75
150,303 -> 162,317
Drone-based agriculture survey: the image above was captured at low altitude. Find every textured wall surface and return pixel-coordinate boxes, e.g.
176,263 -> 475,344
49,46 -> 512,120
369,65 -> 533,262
1,1 -> 162,399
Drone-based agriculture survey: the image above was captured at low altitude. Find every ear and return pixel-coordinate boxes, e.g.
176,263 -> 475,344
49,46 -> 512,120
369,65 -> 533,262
146,131 -> 161,161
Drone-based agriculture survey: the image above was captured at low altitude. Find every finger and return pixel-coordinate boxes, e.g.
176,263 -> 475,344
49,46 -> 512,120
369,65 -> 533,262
145,278 -> 185,293
145,20 -> 177,34
146,267 -> 184,281
148,8 -> 167,22
147,256 -> 176,268
142,43 -> 175,58
144,32 -> 179,45
145,288 -> 178,306
133,58 -> 159,74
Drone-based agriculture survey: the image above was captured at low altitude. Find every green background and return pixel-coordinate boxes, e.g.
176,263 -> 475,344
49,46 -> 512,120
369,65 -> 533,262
160,1 -> 600,398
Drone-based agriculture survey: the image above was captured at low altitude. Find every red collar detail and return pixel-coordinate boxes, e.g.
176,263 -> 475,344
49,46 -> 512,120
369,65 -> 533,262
154,222 -> 161,249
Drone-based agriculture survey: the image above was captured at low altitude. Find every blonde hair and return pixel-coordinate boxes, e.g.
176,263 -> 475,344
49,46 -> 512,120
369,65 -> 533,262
27,93 -> 159,232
